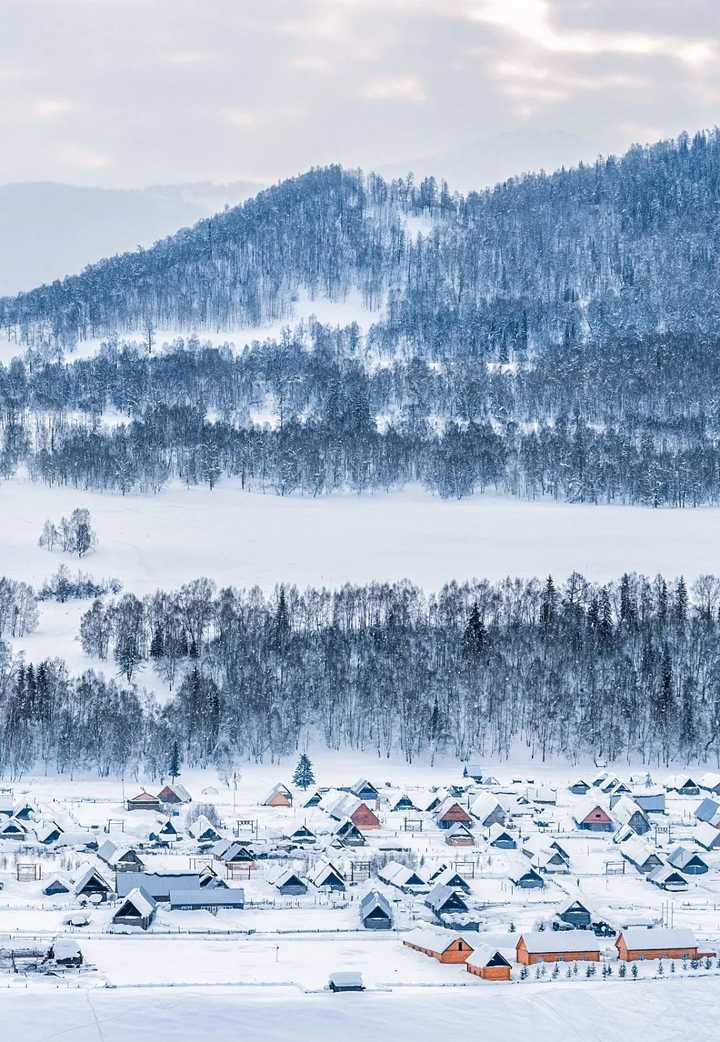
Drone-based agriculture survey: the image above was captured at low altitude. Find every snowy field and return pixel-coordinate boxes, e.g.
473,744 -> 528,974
4,476 -> 720,597
5,978 -> 717,1042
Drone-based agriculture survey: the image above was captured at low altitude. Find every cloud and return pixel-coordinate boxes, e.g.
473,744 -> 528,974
58,144 -> 113,171
466,0 -> 717,65
360,76 -> 427,102
31,98 -> 73,119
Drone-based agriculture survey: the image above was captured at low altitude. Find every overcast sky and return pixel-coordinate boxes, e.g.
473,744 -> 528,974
2,0 -> 718,191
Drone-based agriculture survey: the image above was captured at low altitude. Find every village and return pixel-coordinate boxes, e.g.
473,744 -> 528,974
2,757 -> 720,995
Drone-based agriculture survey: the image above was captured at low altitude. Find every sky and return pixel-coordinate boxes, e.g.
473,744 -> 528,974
1,0 -> 719,192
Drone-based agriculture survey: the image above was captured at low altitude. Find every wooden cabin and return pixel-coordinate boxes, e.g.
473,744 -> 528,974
620,837 -> 664,874
574,802 -> 614,832
568,779 -> 591,796
157,782 -> 191,804
470,794 -> 505,828
73,864 -> 113,900
360,890 -> 393,930
434,797 -> 473,830
466,946 -> 512,981
516,932 -> 602,965
43,874 -> 71,896
272,869 -> 308,896
616,927 -> 699,962
425,883 -> 469,916
311,862 -> 346,891
666,775 -> 701,796
188,814 -> 222,844
510,866 -> 544,889
488,823 -> 516,849
350,779 -> 380,802
112,887 -> 157,930
463,761 -> 484,783
0,817 -> 27,840
334,818 -> 366,846
444,822 -> 475,846
556,900 -> 593,930
647,865 -> 688,892
403,927 -> 474,964
667,845 -> 708,875
630,789 -> 666,814
263,783 -> 293,808
126,791 -> 163,812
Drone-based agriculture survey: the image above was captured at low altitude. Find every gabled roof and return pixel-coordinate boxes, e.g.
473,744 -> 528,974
619,927 -> 697,949
159,782 -> 192,802
127,790 -> 161,803
378,861 -> 426,888
271,868 -> 307,889
432,867 -> 470,890
73,863 -> 112,895
351,778 -> 378,796
310,861 -> 345,887
263,782 -> 293,804
425,882 -> 468,911
0,816 -> 27,835
647,865 -> 687,887
519,931 -> 602,954
404,926 -> 475,954
466,945 -> 512,969
435,796 -> 471,820
360,889 -> 392,917
114,887 -> 157,919
188,814 -> 221,839
469,793 -> 504,821
694,821 -> 720,849
611,796 -> 648,826
619,836 -> 661,867
667,845 -> 707,870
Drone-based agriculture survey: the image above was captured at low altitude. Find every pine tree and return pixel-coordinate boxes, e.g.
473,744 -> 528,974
462,603 -> 486,658
168,740 -> 181,781
292,752 -> 315,789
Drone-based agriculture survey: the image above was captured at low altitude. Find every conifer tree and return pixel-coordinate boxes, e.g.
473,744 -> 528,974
292,752 -> 315,789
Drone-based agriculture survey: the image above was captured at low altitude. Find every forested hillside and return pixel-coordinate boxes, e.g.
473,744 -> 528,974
3,131 -> 720,504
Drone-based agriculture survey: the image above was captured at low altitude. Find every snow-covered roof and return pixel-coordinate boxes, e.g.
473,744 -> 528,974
611,796 -> 647,825
667,845 -> 707,870
519,931 -> 603,954
466,945 -> 512,969
117,887 -> 157,918
469,793 -> 503,820
50,939 -> 82,961
188,814 -> 220,838
619,836 -> 660,866
404,926 -> 475,953
310,861 -> 344,886
694,821 -> 720,849
73,862 -> 112,894
647,865 -> 687,887
620,927 -> 697,950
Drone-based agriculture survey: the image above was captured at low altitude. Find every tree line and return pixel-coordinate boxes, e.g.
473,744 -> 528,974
2,571 -> 720,778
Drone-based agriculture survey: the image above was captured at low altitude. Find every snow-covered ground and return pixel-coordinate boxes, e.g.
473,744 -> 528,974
4,477 -> 719,598
5,474 -> 719,685
0,290 -> 384,365
2,755 -> 720,1041
5,979 -> 717,1042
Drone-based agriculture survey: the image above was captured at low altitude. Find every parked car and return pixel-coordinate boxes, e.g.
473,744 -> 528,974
592,921 -> 615,937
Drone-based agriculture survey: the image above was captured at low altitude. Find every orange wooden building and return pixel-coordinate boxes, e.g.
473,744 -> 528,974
615,927 -> 700,961
263,783 -> 293,808
403,928 -> 474,964
466,946 -> 513,981
516,932 -> 603,965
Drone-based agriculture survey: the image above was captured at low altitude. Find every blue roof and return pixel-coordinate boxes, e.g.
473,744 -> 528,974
169,889 -> 245,908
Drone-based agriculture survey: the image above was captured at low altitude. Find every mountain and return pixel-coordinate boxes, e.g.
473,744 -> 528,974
4,131 -> 720,508
0,180 -> 261,296
3,130 -> 720,353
